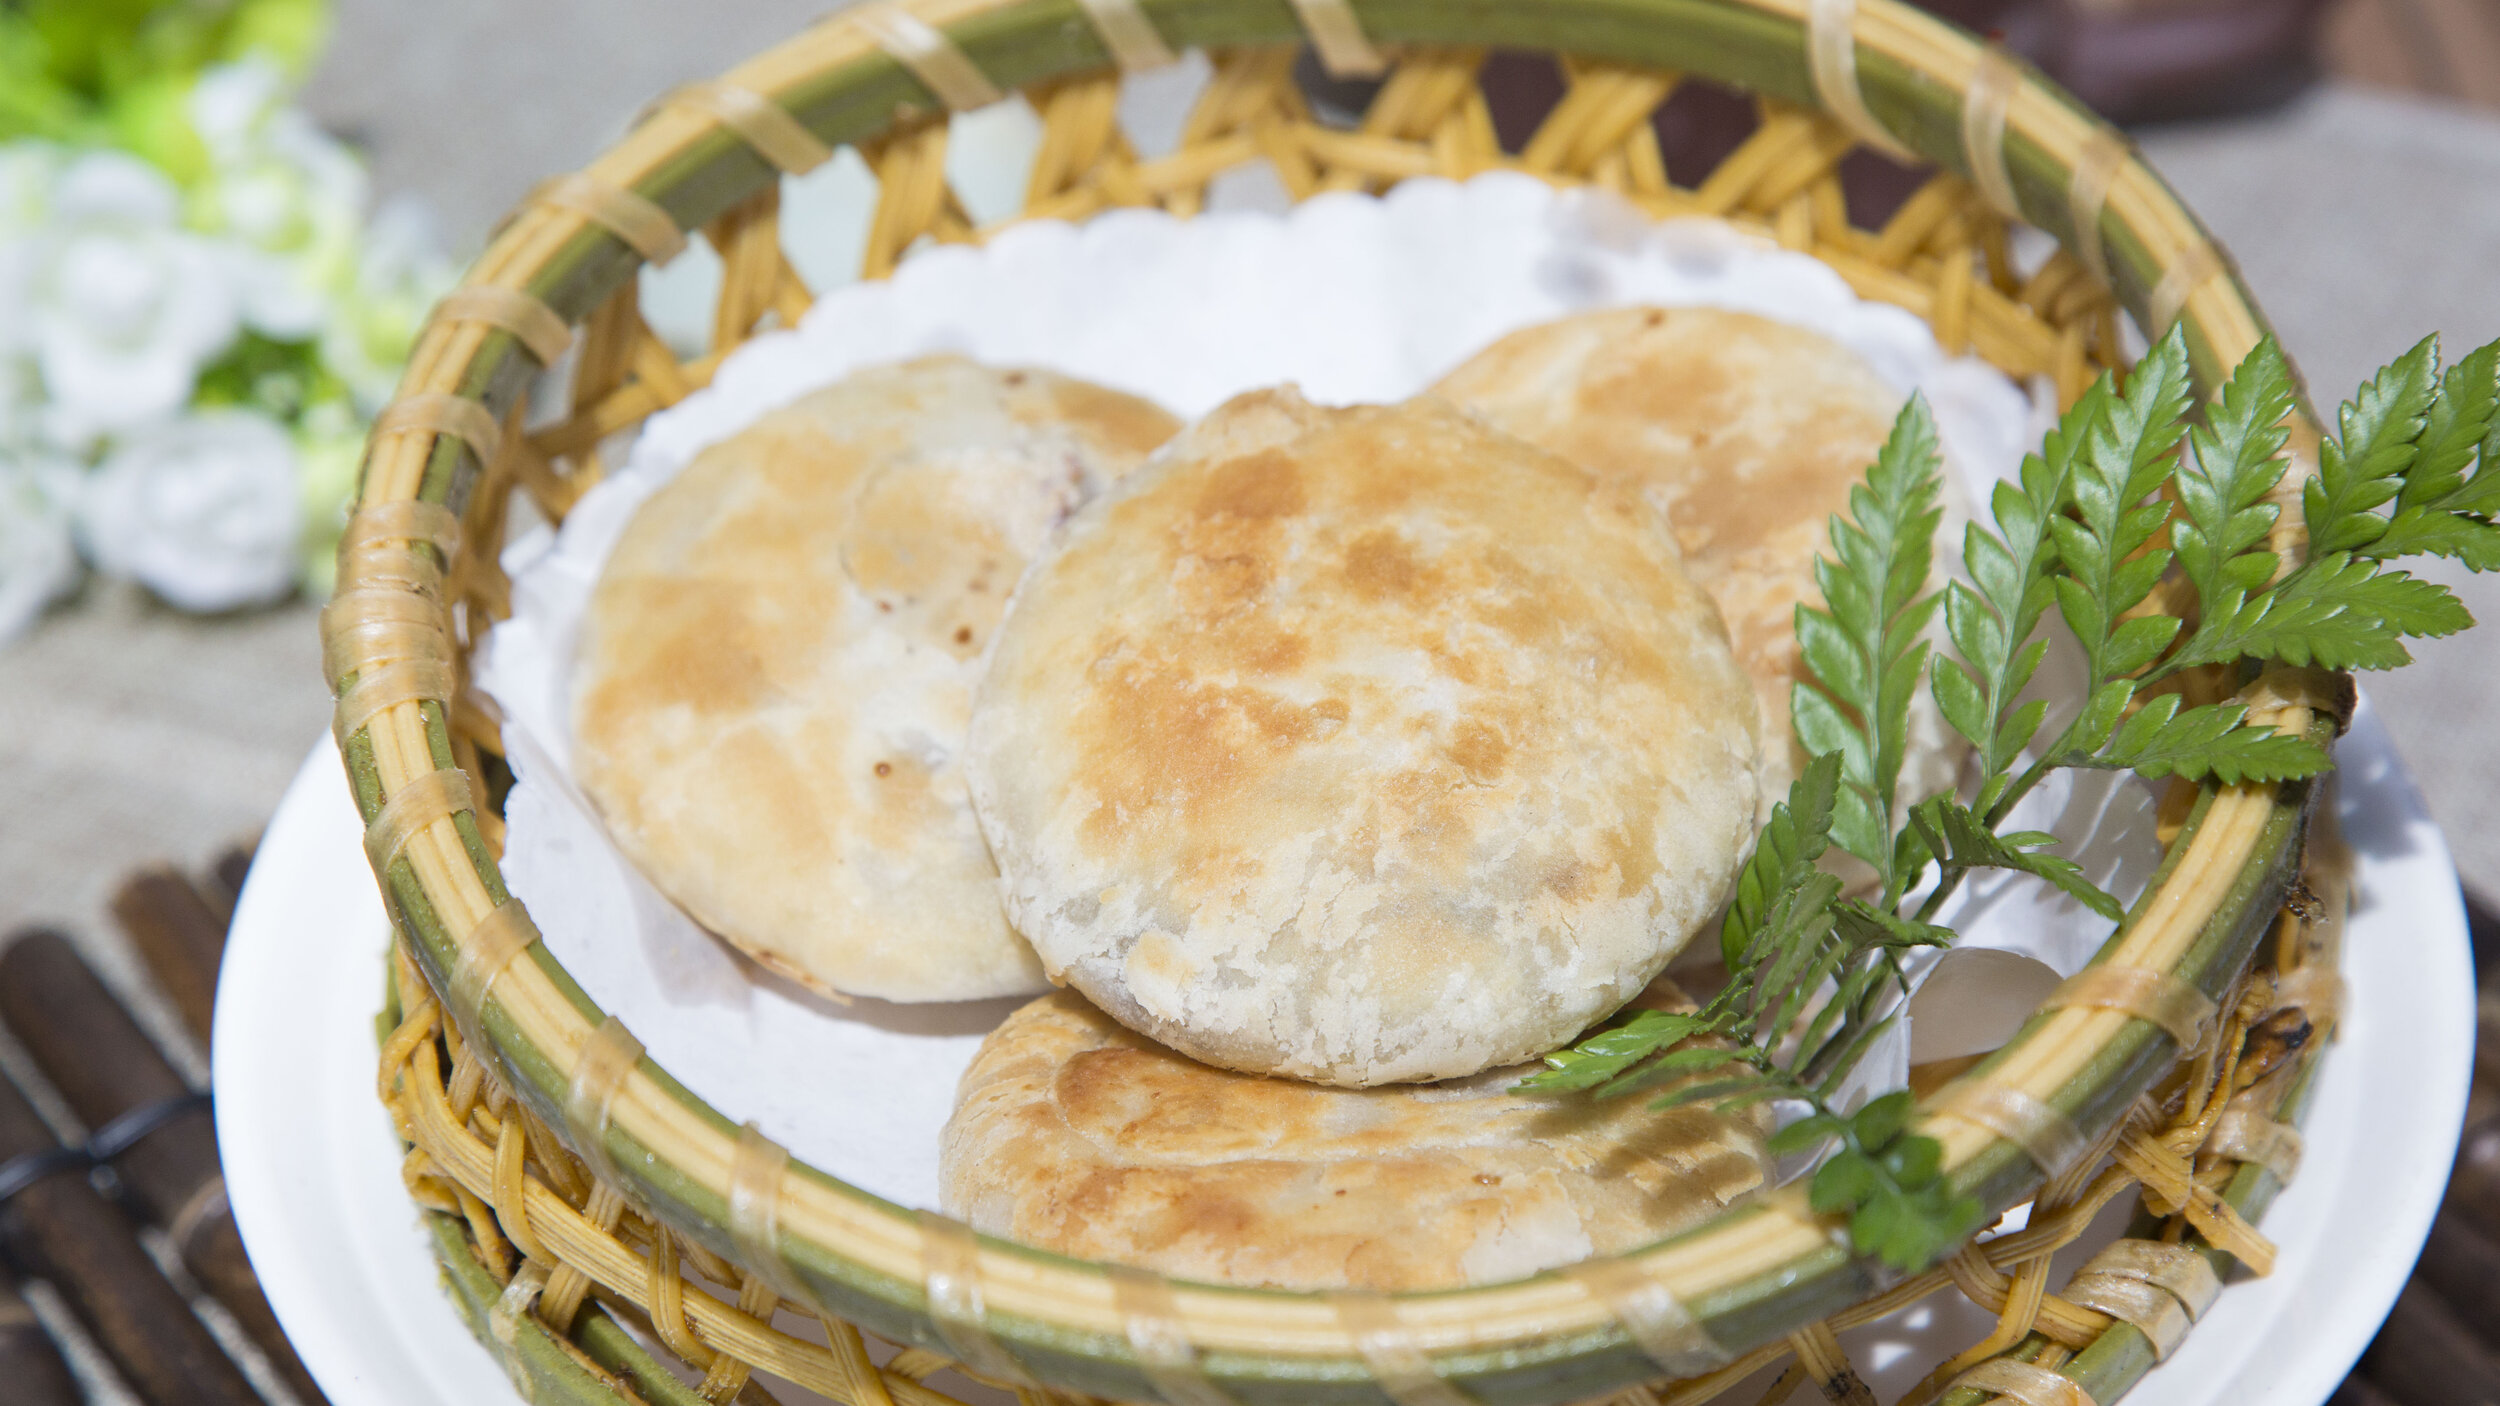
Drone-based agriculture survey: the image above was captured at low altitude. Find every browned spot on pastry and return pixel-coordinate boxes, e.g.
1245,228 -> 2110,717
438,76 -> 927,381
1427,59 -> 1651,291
1445,717 -> 1512,783
1041,376 -> 1184,459
1196,448 -> 1307,522
1342,528 -> 1428,598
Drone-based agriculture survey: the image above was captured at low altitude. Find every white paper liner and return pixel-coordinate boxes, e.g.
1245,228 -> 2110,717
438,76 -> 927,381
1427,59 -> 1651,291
475,173 -> 2162,1213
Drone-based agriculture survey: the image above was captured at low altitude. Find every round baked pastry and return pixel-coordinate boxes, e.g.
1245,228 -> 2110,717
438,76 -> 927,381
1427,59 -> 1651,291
965,388 -> 1760,1085
1433,306 -> 1967,819
573,356 -> 1179,1003
940,988 -> 1767,1291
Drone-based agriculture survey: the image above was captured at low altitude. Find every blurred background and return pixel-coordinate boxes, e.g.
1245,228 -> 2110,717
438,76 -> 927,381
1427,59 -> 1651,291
0,1 -> 2496,1397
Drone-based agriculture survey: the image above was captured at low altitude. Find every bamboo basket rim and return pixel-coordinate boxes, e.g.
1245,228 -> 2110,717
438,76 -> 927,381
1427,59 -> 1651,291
336,2 -> 2341,1401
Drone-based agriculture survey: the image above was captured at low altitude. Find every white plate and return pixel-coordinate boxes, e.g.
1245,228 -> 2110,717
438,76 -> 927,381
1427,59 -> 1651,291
214,697 -> 2472,1406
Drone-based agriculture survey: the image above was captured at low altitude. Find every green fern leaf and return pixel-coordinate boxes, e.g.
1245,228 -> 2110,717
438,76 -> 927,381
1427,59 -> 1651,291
2170,552 -> 2472,671
2173,336 -> 2292,613
2306,335 -> 2440,556
2051,326 -> 2192,688
2368,338 -> 2500,567
2085,693 -> 2331,784
1795,397 -> 1945,881
1907,797 -> 2123,920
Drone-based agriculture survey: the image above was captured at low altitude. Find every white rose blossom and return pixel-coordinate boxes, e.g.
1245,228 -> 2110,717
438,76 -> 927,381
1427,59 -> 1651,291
0,448 -> 82,642
189,60 -> 372,341
323,196 -> 455,411
77,409 -> 302,612
0,141 -> 64,236
0,152 -> 240,449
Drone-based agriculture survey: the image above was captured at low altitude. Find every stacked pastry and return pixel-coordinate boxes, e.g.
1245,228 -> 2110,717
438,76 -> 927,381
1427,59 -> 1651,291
571,310 -> 1966,1292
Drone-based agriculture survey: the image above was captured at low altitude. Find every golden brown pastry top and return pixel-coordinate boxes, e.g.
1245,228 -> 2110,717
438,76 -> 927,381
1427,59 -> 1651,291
574,355 -> 1180,1003
1433,306 -> 1967,820
941,989 -> 1768,1291
966,387 -> 1760,1084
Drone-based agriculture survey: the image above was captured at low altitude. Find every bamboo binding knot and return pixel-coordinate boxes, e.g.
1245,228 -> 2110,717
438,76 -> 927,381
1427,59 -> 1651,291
2043,966 -> 2219,1050
528,172 -> 689,265
1076,0 -> 1178,70
2147,240 -> 2227,335
2204,1105 -> 2304,1182
1327,1290 -> 1481,1406
374,393 -> 504,474
652,80 -> 835,175
364,768 -> 478,873
916,1210 -> 1037,1387
1558,1253 -> 1729,1380
2060,1239 -> 2219,1360
2063,125 -> 2133,291
727,1121 -> 809,1304
430,285 -> 577,369
1958,43 -> 2026,220
562,1015 -> 648,1198
2269,965 -> 2346,1026
489,1259 -> 555,1394
851,3 -> 1004,111
448,900 -> 544,1058
1806,0 -> 1915,162
329,497 -> 461,610
333,658 -> 460,751
1940,1081 -> 2090,1178
1945,1357 -> 2097,1406
2241,665 -> 2354,736
1107,1265 -> 1235,1406
1290,0 -> 1387,78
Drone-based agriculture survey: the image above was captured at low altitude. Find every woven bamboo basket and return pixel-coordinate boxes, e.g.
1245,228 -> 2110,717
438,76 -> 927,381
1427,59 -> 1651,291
337,3 -> 2359,1404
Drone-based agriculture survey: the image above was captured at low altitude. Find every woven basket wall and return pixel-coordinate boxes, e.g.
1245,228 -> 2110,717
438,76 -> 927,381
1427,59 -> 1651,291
339,4 -> 2351,1405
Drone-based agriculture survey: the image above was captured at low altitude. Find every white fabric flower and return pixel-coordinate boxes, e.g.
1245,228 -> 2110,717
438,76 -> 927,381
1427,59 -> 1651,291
188,61 -> 290,158
0,141 -> 64,236
78,409 -> 301,612
0,152 -> 239,448
189,60 -> 371,339
0,143 -> 68,369
321,195 -> 454,411
291,396 -> 367,596
0,448 -> 82,641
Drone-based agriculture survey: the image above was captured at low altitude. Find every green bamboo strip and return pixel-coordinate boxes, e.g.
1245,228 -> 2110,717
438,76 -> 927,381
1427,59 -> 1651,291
424,1212 -> 716,1406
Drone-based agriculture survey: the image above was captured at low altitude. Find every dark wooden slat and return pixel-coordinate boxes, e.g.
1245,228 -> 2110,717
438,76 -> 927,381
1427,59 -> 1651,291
0,1272 -> 81,1406
110,871 -> 227,1047
2414,1206 -> 2500,1349
0,929 -> 329,1406
208,845 -> 256,929
2360,1282 -> 2500,1406
0,1070 -> 260,1406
